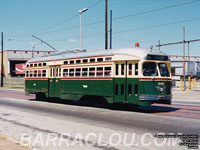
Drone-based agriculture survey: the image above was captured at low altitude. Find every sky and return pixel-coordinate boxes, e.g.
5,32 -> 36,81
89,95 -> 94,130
1,0 -> 200,56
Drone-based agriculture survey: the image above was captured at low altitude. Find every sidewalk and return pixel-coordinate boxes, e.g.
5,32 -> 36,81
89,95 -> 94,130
0,135 -> 29,150
172,87 -> 200,102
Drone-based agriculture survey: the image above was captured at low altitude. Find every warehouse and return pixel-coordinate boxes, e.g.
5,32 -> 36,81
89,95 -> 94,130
0,50 -> 53,78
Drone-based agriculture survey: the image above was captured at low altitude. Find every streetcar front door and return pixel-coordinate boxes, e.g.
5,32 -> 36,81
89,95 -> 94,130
49,66 -> 61,97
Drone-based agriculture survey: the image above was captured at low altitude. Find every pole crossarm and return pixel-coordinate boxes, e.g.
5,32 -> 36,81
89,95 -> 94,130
156,39 -> 200,47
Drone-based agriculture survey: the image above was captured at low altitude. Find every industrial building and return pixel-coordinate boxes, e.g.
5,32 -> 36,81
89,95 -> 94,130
169,55 -> 200,79
0,50 -> 53,77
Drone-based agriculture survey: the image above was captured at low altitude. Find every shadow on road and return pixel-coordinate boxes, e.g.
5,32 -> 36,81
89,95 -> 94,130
28,98 -> 179,114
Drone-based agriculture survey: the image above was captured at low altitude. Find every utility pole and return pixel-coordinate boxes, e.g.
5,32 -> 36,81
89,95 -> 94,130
32,46 -> 35,58
183,27 -> 186,90
158,40 -> 160,53
105,0 -> 108,49
110,10 -> 112,49
187,42 -> 190,75
1,32 -> 3,87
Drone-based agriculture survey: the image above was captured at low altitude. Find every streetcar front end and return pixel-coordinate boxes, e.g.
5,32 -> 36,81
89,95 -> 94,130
138,55 -> 172,105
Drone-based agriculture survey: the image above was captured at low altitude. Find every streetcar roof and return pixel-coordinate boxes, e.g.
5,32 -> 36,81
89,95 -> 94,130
27,47 -> 168,63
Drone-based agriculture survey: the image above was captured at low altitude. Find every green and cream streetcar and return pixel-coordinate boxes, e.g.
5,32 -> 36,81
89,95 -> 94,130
25,47 -> 172,106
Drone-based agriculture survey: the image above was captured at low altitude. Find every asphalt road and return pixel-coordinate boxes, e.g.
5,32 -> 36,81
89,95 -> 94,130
0,88 -> 199,150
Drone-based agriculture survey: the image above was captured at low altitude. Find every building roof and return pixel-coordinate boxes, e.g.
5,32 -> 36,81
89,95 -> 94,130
27,47 -> 167,63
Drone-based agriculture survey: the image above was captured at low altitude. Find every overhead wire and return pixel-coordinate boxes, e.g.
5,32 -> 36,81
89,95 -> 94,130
78,17 -> 200,39
29,0 -> 200,37
112,0 -> 200,21
6,0 -> 200,49
40,17 -> 200,42
6,0 -> 103,38
7,0 -> 198,39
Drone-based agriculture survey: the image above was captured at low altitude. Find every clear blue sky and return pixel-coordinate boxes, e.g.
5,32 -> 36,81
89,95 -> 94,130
1,0 -> 200,56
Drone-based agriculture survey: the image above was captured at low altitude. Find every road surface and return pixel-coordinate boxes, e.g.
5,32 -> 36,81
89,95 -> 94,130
0,88 -> 199,150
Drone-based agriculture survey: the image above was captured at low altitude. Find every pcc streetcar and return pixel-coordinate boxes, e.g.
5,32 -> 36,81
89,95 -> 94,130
25,47 -> 172,106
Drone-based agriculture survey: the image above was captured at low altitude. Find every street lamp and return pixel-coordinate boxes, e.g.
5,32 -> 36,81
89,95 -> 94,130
78,8 -> 88,50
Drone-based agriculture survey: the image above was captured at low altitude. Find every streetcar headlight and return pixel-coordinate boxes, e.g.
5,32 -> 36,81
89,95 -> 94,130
156,86 -> 166,92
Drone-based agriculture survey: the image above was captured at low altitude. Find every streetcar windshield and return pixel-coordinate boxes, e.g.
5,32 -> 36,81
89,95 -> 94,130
158,63 -> 170,77
143,62 -> 158,76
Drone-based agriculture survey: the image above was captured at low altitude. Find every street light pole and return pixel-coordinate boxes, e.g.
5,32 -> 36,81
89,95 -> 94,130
78,8 -> 88,50
1,32 -> 3,87
183,27 -> 186,90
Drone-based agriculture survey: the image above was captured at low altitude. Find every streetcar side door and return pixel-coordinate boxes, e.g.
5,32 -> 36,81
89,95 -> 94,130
126,62 -> 139,103
113,62 -> 127,103
48,66 -> 61,97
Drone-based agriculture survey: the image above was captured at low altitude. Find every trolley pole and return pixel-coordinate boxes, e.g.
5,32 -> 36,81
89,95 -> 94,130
1,32 -> 4,87
183,27 -> 186,90
105,0 -> 108,49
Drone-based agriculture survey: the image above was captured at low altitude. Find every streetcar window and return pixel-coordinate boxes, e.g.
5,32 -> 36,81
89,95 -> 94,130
115,84 -> 118,95
63,69 -> 68,77
97,67 -> 103,77
26,71 -> 29,77
42,70 -> 46,77
90,58 -> 95,63
83,59 -> 88,63
128,64 -> 132,75
38,70 -> 41,77
30,64 -> 33,67
30,71 -> 33,77
59,68 -> 61,77
43,63 -> 46,66
97,58 -> 103,62
64,61 -> 68,64
34,70 -> 37,77
76,60 -> 81,64
38,63 -> 42,67
143,62 -> 158,76
89,68 -> 95,77
75,68 -> 81,77
115,64 -> 119,75
105,57 -> 112,61
53,68 -> 55,77
82,68 -> 88,77
69,69 -> 74,77
50,68 -> 53,77
26,64 -> 29,68
121,64 -> 124,75
134,85 -> 138,96
135,63 -> 138,75
34,64 -> 37,67
70,60 -> 74,64
128,84 -> 132,96
121,84 -> 124,95
158,63 -> 170,77
56,68 -> 59,77
104,67 -> 111,77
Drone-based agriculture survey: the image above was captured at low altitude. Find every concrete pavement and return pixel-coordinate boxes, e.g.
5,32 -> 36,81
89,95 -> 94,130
0,97 -> 199,150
